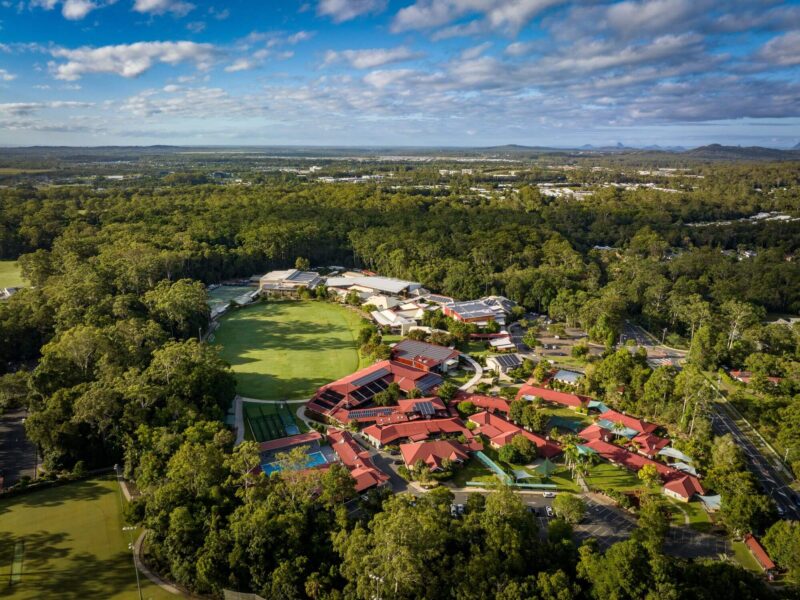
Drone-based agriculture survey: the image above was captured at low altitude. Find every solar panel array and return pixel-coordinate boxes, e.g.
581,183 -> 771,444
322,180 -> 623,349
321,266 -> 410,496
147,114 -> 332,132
493,354 -> 522,368
317,389 -> 344,408
349,407 -> 395,418
413,400 -> 436,416
394,339 -> 457,363
349,376 -> 391,404
351,367 -> 390,387
416,373 -> 443,393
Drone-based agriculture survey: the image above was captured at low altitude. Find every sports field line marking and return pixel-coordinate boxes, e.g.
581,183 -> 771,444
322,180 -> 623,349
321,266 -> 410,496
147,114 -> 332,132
10,541 -> 24,584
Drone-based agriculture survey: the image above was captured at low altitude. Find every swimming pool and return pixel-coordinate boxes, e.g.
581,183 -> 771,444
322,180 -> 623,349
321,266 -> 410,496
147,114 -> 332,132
261,450 -> 328,476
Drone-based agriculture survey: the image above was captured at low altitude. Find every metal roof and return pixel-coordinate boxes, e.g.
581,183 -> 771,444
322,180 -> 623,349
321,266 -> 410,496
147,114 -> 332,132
393,339 -> 458,363
351,367 -> 390,387
325,275 -> 421,295
489,354 -> 522,368
447,300 -> 497,319
415,373 -> 443,393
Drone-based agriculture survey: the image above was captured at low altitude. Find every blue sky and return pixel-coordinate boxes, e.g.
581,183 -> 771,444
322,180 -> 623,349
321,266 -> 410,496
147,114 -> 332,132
1,0 -> 799,147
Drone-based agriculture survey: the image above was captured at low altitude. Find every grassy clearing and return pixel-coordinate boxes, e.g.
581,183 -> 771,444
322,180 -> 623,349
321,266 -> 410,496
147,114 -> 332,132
0,169 -> 51,175
0,476 -> 177,600
214,300 -> 366,400
732,541 -> 763,573
0,261 -> 25,288
584,461 -> 644,493
450,458 -> 496,487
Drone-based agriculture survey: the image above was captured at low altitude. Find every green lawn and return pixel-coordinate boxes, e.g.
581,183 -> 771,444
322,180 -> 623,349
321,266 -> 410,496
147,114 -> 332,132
213,300 -> 366,400
450,458 -> 496,487
732,541 -> 763,573
584,461 -> 645,493
0,476 -> 178,600
0,261 -> 25,288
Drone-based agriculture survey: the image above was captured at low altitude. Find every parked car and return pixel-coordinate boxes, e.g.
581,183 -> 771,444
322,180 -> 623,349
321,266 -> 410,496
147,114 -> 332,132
545,506 -> 554,518
543,491 -> 556,498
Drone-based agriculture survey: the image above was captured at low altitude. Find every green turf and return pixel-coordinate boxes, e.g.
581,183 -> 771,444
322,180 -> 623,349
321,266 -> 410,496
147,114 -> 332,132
214,300 -> 366,400
242,401 -> 309,442
0,476 -> 178,600
0,261 -> 25,289
584,461 -> 645,492
732,541 -> 763,573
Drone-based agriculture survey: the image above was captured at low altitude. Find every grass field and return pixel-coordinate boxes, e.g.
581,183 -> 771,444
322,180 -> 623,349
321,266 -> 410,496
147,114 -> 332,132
214,300 -> 366,400
0,261 -> 25,288
584,461 -> 644,492
0,476 -> 177,600
732,541 -> 763,573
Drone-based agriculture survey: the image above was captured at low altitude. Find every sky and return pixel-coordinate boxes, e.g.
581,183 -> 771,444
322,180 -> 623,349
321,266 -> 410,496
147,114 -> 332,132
0,0 -> 799,147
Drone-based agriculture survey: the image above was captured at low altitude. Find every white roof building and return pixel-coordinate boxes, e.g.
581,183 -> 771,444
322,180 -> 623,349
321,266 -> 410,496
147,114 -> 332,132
325,275 -> 423,296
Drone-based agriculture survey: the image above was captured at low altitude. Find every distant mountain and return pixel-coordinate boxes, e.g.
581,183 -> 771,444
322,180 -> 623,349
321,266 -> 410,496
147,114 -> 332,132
683,144 -> 800,161
794,142 -> 800,150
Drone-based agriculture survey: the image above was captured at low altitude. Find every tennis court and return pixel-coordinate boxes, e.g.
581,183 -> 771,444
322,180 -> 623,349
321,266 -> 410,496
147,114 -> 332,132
244,401 -> 302,443
261,450 -> 329,476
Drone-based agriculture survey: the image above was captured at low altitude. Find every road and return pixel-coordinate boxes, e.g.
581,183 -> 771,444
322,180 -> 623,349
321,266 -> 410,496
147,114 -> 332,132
0,408 -> 39,487
710,402 -> 800,520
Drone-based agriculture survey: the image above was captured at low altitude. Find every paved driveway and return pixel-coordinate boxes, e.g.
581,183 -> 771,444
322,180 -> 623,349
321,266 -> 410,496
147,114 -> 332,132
0,408 -> 38,487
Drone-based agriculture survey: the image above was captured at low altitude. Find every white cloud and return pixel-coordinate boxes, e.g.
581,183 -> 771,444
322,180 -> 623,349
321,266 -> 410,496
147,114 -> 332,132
287,31 -> 314,44
61,0 -> 97,19
50,41 -> 217,80
186,21 -> 205,33
757,31 -> 800,67
0,68 -> 16,81
119,86 -> 267,118
29,0 -> 112,20
224,58 -> 256,72
393,0 -> 565,34
317,0 -> 386,23
323,46 -> 422,69
505,41 -> 535,56
133,0 -> 194,17
0,100 -> 93,115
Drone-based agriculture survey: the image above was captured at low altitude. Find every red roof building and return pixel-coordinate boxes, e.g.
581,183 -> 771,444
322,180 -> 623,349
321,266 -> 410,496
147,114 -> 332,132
400,440 -> 470,471
331,397 -> 449,426
258,431 -> 323,453
579,423 -> 613,442
599,409 -> 658,434
663,474 -> 705,502
468,411 -> 561,459
744,534 -> 777,572
362,417 -> 473,448
631,432 -> 671,458
450,393 -> 511,415
730,370 -> 782,385
582,438 -> 703,500
308,360 -> 443,417
516,384 -> 589,410
390,339 -> 461,373
327,429 -> 390,493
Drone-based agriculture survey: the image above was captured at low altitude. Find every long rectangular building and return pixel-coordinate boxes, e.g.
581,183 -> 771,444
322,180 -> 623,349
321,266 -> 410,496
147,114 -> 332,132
307,360 -> 443,418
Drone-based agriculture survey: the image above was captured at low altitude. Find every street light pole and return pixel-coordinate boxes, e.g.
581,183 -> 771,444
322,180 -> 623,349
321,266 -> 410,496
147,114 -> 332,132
123,527 -> 143,600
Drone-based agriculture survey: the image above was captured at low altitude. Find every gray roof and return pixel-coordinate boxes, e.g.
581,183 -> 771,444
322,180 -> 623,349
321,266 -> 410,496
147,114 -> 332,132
489,354 -> 523,369
554,369 -> 582,384
325,275 -> 421,295
447,300 -> 497,319
392,339 -> 458,364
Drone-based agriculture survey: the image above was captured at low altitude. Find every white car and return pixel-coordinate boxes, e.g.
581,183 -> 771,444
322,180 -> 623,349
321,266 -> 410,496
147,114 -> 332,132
545,506 -> 554,518
542,492 -> 556,498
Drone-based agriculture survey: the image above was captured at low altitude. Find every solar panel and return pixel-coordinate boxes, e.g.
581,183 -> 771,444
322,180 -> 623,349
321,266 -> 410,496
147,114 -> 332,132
415,401 -> 435,415
351,367 -> 390,387
416,373 -> 443,392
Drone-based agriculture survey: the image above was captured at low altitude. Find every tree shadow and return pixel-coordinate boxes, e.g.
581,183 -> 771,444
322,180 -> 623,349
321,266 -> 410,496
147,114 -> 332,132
0,479 -> 112,518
